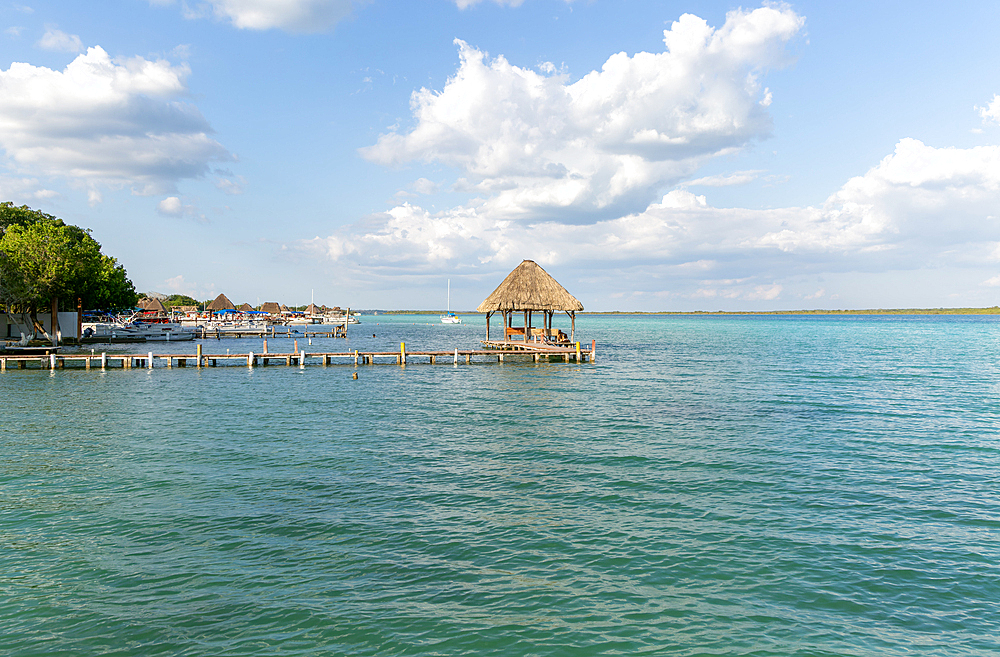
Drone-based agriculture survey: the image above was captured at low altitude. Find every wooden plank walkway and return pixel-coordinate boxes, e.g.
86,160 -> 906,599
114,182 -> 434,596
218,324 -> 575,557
0,343 -> 595,371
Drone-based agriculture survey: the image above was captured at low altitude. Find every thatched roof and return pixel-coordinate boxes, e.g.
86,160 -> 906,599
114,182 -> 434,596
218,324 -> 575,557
144,297 -> 166,313
238,303 -> 253,312
261,302 -> 280,314
207,293 -> 235,311
280,304 -> 290,312
477,260 -> 583,312
306,303 -> 320,314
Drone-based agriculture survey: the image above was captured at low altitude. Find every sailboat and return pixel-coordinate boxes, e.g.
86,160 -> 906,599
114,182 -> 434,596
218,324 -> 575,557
441,279 -> 462,324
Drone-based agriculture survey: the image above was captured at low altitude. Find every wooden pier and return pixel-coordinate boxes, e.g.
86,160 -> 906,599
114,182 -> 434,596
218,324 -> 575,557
0,341 -> 594,371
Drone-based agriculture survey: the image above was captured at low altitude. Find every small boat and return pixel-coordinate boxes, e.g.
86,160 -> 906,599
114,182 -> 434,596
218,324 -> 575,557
441,280 -> 462,324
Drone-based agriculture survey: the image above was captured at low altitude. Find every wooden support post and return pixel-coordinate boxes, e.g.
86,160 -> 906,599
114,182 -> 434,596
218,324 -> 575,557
591,340 -> 596,363
454,348 -> 458,365
167,356 -> 172,368
1,359 -> 5,372
263,339 -> 268,354
430,355 -> 435,364
575,342 -> 581,363
197,344 -> 203,368
354,350 -> 359,367
400,342 -> 406,365
294,339 -> 298,353
300,350 -> 305,367
248,351 -> 254,367
466,354 -> 470,364
101,352 -> 107,369
285,355 -> 291,366
148,352 -> 154,369
19,359 -> 26,369
499,353 -> 504,362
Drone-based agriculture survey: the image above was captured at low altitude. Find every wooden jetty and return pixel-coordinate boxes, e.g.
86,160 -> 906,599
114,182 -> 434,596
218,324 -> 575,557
0,341 -> 595,371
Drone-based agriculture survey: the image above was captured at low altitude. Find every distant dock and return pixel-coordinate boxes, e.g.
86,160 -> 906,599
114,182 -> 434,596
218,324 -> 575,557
0,341 -> 595,371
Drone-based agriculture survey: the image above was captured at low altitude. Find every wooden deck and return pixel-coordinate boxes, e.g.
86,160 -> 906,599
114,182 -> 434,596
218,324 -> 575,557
0,343 -> 595,371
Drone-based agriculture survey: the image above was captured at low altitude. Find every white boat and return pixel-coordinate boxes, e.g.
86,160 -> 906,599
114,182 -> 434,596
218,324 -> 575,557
81,321 -> 196,342
135,322 -> 196,341
441,279 -> 462,324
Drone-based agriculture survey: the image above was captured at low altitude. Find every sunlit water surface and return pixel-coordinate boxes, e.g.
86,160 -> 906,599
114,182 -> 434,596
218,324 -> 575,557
3,314 -> 999,655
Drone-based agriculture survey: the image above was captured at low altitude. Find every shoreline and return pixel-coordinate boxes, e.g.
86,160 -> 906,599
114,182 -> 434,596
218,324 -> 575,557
374,307 -> 1000,316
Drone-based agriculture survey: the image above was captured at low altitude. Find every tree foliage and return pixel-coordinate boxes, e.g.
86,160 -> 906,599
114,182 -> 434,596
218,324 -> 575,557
0,201 -> 137,312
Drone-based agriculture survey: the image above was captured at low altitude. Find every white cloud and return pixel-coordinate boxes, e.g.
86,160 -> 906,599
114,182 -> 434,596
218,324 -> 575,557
361,5 -> 804,224
6,27 -> 25,37
157,0 -> 357,33
215,174 -> 246,194
303,138 -> 1000,302
977,94 -> 1000,125
680,170 -> 764,187
0,175 -> 58,201
411,177 -> 438,195
0,46 -> 232,197
157,196 -> 206,223
37,27 -> 83,53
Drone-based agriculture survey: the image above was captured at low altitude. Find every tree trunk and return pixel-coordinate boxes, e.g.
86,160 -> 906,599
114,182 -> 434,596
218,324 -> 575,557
51,297 -> 60,346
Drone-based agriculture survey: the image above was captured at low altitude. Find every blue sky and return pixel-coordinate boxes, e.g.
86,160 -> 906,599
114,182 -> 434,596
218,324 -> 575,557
2,0 -> 999,311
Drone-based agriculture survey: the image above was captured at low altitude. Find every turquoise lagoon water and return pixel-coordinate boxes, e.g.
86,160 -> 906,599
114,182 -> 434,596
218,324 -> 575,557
2,314 -> 999,655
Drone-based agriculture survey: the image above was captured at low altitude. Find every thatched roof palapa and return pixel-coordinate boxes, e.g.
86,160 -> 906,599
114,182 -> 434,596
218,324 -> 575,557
238,303 -> 253,312
144,297 -> 167,313
477,260 -> 583,313
305,303 -> 320,314
260,302 -> 281,314
207,293 -> 236,311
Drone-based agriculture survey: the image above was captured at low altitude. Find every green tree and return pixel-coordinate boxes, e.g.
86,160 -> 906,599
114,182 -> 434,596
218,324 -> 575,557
0,203 -> 138,342
83,255 -> 138,311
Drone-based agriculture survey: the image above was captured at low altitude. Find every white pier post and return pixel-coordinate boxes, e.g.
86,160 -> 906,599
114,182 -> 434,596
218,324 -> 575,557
454,348 -> 458,365
300,349 -> 306,368
101,352 -> 107,369
248,351 -> 254,367
148,351 -> 154,369
50,353 -> 56,370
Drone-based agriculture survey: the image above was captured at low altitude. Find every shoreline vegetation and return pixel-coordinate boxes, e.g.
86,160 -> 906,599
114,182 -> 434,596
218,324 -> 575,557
376,307 -> 1000,316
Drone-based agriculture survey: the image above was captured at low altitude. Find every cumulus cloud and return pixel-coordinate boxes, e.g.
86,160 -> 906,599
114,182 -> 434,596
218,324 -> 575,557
0,46 -> 231,197
37,27 -> 83,53
361,5 -> 804,224
978,94 -> 1000,125
303,138 -> 1000,303
157,0 -> 357,33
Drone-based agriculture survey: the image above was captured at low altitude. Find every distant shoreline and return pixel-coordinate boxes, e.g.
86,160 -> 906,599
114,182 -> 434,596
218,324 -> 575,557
373,307 -> 1000,316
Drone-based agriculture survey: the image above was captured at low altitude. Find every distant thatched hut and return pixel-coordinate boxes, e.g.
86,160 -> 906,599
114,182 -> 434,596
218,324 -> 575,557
207,293 -> 236,312
477,259 -> 583,342
238,302 -> 253,312
261,302 -> 281,315
143,297 -> 166,313
305,303 -> 321,315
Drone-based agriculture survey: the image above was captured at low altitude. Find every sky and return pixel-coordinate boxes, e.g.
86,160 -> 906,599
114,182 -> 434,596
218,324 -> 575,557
1,0 -> 999,311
